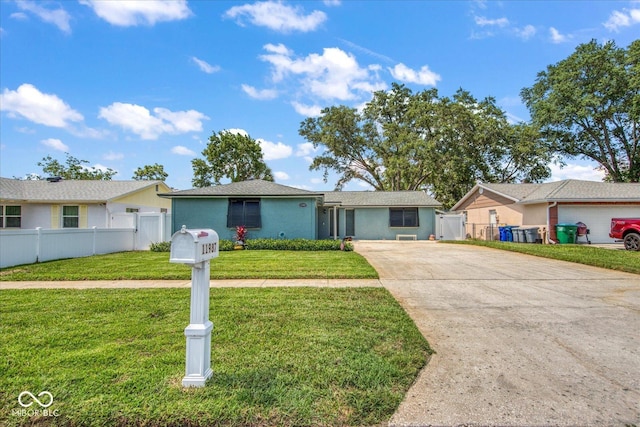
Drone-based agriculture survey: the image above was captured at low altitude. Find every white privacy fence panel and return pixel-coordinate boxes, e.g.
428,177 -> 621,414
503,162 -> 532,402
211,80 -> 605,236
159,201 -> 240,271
0,229 -> 39,268
0,227 -> 136,268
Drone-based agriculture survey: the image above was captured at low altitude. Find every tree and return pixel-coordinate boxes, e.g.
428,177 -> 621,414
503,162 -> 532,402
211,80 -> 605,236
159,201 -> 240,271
300,83 -> 551,208
521,39 -> 640,182
37,152 -> 116,180
191,130 -> 273,187
133,163 -> 168,181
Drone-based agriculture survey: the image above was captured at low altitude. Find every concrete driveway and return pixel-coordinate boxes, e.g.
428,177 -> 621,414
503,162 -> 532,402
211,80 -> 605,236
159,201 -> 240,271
354,241 -> 640,426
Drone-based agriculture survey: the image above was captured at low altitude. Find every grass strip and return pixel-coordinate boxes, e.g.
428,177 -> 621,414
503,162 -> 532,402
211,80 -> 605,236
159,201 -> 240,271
0,287 -> 430,426
448,240 -> 640,275
0,250 -> 378,281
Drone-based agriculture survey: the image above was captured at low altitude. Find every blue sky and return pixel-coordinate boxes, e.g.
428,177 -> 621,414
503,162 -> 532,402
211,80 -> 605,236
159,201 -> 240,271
1,0 -> 639,191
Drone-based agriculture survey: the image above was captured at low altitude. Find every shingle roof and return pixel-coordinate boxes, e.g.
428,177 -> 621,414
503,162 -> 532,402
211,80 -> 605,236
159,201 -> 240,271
480,179 -> 640,204
161,180 -> 441,206
324,191 -> 441,207
0,177 -> 167,202
161,179 -> 323,198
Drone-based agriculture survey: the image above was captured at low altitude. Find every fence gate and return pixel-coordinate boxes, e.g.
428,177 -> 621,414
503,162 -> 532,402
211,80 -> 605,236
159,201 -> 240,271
436,214 -> 465,240
137,213 -> 168,250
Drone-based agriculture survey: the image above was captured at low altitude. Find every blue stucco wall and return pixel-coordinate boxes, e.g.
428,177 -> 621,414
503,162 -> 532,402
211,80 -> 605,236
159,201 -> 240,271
171,197 -> 318,242
322,207 -> 436,240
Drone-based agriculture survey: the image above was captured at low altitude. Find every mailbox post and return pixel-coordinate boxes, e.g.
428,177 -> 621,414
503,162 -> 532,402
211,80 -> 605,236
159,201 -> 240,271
170,225 -> 219,387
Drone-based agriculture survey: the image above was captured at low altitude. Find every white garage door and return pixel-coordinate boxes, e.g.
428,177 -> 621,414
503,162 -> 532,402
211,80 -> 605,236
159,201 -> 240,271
559,205 -> 640,243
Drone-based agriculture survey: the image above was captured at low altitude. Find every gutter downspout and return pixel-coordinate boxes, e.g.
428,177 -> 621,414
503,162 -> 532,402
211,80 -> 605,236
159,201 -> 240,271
547,202 -> 558,244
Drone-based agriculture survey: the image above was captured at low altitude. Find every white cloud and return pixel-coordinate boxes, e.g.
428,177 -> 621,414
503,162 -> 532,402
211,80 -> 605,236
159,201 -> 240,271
98,102 -> 208,140
224,1 -> 326,33
296,142 -> 318,162
171,145 -> 196,156
191,57 -> 220,74
549,27 -> 569,43
15,1 -> 71,33
292,101 -> 322,117
153,108 -> 208,133
257,138 -> 293,160
241,84 -> 278,100
80,0 -> 191,26
103,151 -> 124,161
515,24 -> 536,40
296,142 -> 318,157
10,12 -> 28,21
389,63 -> 441,86
549,162 -> 606,182
0,83 -> 83,127
474,16 -> 509,27
259,44 -> 384,101
40,138 -> 68,152
274,171 -> 290,180
604,7 -> 640,32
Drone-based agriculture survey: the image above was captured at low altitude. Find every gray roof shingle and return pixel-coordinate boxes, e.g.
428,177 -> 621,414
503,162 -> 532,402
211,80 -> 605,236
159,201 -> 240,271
161,179 -> 323,198
0,178 -> 166,202
161,180 -> 441,206
324,191 -> 441,207
480,179 -> 640,203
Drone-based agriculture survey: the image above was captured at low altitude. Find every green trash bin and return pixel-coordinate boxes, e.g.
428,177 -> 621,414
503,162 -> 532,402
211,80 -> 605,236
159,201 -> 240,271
555,224 -> 578,244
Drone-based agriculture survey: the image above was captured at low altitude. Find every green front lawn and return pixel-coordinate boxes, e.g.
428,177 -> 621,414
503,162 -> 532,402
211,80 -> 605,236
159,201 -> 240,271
0,287 -> 431,426
0,250 -> 378,281
449,240 -> 640,275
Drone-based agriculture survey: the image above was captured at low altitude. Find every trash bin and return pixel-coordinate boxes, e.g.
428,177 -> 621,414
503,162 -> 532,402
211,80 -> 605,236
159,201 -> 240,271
499,226 -> 507,241
512,227 -> 523,243
504,226 -> 514,242
555,224 -> 577,244
522,227 -> 540,243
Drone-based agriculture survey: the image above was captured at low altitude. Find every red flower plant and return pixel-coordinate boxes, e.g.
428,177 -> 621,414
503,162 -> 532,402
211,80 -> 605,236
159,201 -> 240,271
235,225 -> 247,243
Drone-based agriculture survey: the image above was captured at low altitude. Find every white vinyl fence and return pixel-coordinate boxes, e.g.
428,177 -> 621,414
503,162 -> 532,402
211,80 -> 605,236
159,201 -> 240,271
0,227 -> 135,268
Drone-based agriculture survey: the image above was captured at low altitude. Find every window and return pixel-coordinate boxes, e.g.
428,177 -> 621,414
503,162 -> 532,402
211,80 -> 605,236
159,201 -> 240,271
62,206 -> 79,228
126,208 -> 139,213
389,207 -> 419,227
227,199 -> 261,228
1,205 -> 22,228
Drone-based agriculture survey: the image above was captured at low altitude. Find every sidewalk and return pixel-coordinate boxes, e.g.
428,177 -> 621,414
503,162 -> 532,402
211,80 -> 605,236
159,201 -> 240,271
0,279 -> 383,289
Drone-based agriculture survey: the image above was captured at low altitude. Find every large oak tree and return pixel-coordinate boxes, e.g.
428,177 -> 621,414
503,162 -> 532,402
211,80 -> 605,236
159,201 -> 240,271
300,83 -> 551,208
521,39 -> 639,182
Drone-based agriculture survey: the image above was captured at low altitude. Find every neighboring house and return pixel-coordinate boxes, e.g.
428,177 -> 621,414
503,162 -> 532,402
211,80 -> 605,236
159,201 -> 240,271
451,179 -> 640,244
161,180 -> 441,241
0,177 -> 172,229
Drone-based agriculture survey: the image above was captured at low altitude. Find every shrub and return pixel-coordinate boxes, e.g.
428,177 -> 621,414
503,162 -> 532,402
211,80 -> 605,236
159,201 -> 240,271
149,241 -> 171,252
221,238 -> 353,251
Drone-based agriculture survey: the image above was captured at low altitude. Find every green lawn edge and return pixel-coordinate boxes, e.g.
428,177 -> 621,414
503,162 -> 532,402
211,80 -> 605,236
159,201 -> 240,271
0,250 -> 379,281
445,240 -> 640,275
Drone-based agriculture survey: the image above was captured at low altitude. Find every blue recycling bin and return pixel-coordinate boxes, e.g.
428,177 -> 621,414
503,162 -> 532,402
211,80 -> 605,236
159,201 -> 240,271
499,226 -> 507,241
505,226 -> 514,242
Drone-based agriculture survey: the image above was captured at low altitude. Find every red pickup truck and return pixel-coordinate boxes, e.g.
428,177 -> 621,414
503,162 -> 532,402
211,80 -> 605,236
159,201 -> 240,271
609,218 -> 640,251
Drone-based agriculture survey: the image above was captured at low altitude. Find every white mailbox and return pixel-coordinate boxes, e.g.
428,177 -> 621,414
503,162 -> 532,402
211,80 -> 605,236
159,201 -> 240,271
170,226 -> 219,265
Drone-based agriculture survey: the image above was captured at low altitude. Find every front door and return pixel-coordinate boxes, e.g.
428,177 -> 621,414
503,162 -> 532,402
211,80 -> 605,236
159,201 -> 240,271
345,209 -> 355,237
